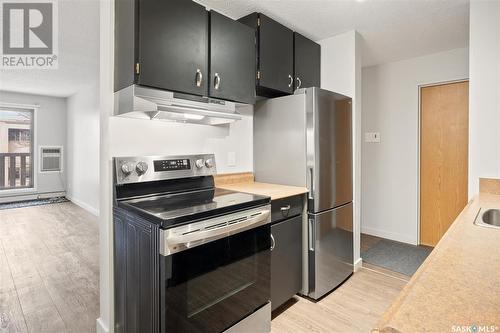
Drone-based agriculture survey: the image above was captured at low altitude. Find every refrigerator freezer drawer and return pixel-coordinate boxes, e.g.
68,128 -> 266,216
308,202 -> 353,300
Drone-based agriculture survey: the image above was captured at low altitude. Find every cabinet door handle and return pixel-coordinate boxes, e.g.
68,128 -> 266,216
296,77 -> 302,89
280,205 -> 291,217
270,233 -> 276,251
195,69 -> 203,87
288,74 -> 293,88
280,205 -> 291,212
214,73 -> 221,90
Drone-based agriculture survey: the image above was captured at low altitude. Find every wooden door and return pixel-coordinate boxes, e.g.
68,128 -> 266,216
138,0 -> 208,96
294,32 -> 320,90
209,11 -> 255,104
420,81 -> 469,246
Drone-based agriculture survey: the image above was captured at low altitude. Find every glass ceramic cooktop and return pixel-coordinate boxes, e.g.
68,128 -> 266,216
121,188 -> 269,227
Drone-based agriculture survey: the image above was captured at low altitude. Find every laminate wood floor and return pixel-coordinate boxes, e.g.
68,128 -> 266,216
271,268 -> 407,333
0,202 -> 99,333
0,203 -> 406,333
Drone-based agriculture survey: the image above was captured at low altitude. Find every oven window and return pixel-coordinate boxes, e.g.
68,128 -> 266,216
161,224 -> 270,333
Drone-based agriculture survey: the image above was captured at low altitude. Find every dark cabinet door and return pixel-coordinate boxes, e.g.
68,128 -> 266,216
294,32 -> 321,90
114,0 -> 136,92
271,214 -> 302,311
209,11 -> 255,104
138,0 -> 208,96
114,208 -> 160,333
258,14 -> 294,95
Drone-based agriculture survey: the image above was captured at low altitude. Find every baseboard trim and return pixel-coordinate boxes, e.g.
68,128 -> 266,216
68,196 -> 99,216
361,226 -> 417,245
0,191 -> 66,204
96,318 -> 109,333
354,258 -> 363,272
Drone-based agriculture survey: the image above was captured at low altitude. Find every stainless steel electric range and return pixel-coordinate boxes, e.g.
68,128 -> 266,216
113,154 -> 272,333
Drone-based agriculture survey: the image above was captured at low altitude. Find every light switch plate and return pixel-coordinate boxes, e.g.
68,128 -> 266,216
227,152 -> 236,166
365,132 -> 381,143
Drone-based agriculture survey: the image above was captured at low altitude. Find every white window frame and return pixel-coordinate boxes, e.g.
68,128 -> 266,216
0,102 -> 38,195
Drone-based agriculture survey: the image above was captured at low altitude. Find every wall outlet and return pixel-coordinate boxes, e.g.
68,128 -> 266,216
227,152 -> 236,166
365,132 -> 381,143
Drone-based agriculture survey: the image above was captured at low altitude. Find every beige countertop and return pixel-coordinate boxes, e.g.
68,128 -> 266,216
374,192 -> 500,333
218,181 -> 308,200
214,173 -> 308,200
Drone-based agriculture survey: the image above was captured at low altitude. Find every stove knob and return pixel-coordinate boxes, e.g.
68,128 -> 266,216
195,159 -> 205,169
121,162 -> 134,176
205,158 -> 214,168
136,161 -> 149,175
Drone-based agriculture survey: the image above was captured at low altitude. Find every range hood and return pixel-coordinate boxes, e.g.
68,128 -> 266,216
114,85 -> 243,125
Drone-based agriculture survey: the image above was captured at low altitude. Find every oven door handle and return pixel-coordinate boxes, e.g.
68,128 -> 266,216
165,210 -> 271,248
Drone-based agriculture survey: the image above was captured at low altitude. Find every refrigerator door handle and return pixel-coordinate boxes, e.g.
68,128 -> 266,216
308,167 -> 314,200
308,218 -> 315,251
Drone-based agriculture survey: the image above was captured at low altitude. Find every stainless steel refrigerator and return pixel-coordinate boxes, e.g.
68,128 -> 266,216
254,87 -> 353,300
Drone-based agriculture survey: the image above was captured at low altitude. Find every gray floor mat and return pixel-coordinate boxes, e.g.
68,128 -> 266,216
361,239 -> 432,276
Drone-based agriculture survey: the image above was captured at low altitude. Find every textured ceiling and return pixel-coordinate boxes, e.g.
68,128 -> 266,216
0,0 -> 100,97
197,0 -> 470,67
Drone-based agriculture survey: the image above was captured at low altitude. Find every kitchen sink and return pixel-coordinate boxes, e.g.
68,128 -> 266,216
474,208 -> 500,229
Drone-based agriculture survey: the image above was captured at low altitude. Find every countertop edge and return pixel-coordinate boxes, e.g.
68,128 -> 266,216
374,192 -> 500,332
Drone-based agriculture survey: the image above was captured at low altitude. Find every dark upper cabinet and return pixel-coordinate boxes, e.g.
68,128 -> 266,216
239,13 -> 294,97
294,32 -> 321,89
115,0 -> 255,104
114,2 -> 319,103
114,0 -> 136,92
137,0 -> 208,96
209,11 -> 256,104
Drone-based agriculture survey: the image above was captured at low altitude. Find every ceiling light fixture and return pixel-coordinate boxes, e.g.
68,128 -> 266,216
183,114 -> 205,120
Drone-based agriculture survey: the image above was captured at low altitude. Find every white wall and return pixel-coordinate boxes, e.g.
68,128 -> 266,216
109,106 -> 254,173
67,83 -> 100,216
361,47 -> 469,244
98,0 -> 113,331
0,91 -> 67,199
468,1 -> 500,198
319,30 -> 362,267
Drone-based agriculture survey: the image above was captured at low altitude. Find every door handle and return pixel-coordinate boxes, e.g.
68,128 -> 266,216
296,77 -> 302,89
214,73 -> 221,90
166,210 -> 270,246
308,167 -> 314,200
309,218 -> 315,251
270,233 -> 276,251
195,69 -> 203,87
288,74 -> 293,88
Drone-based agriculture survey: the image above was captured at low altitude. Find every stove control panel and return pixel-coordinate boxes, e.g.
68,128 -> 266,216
154,159 -> 190,172
114,154 -> 217,185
